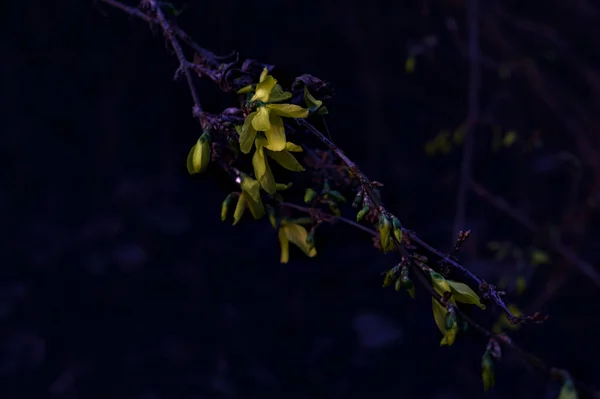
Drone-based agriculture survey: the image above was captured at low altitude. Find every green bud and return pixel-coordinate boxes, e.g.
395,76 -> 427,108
445,306 -> 457,330
326,190 -> 346,203
382,270 -> 395,288
221,193 -> 236,222
392,217 -> 403,243
379,213 -> 392,253
304,188 -> 317,204
352,190 -> 364,208
394,278 -> 402,292
356,205 -> 370,222
306,230 -> 315,247
400,266 -> 415,298
266,205 -> 277,229
328,201 -> 341,216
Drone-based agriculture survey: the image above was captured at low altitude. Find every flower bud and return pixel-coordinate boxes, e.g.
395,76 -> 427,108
356,205 -> 370,222
221,193 -> 236,222
186,131 -> 212,174
304,188 -> 317,204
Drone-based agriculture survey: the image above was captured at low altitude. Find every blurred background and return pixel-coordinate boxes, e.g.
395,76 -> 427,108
2,0 -> 600,398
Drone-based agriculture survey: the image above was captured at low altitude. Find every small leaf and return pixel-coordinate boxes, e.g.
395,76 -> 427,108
304,87 -> 323,112
432,298 -> 447,336
432,299 -> 457,346
446,280 -> 486,309
317,106 -> 329,115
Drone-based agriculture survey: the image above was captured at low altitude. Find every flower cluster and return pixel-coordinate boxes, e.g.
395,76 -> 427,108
236,68 -> 309,194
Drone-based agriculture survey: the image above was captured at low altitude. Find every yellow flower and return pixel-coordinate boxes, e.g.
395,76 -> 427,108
237,68 -> 309,153
278,220 -> 317,264
250,137 -> 305,194
232,176 -> 265,225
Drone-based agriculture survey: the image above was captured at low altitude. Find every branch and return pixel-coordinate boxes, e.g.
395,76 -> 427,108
279,202 -> 600,399
298,119 -> 518,322
97,1 -> 600,396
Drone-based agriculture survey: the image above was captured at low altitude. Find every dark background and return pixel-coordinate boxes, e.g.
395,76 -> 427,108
2,0 -> 600,398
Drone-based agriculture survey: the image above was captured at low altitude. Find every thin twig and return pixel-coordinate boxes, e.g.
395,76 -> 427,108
143,0 -> 205,122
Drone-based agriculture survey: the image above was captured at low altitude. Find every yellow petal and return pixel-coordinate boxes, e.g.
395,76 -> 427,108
252,146 -> 276,194
447,280 -> 486,309
266,149 -> 304,171
264,115 -> 286,151
251,75 -> 277,102
278,227 -> 290,264
232,194 -> 247,225
240,176 -> 261,203
269,84 -> 293,102
239,112 -> 258,154
252,106 -> 271,131
267,103 -> 309,119
259,67 -> 268,82
284,223 -> 317,258
236,84 -> 255,94
285,142 -> 303,152
244,192 -> 265,219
